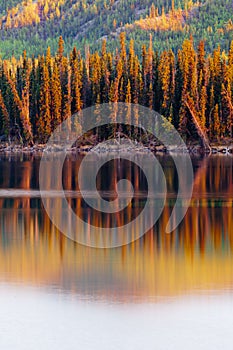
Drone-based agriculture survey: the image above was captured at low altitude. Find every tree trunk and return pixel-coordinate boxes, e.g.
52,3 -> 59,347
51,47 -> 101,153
185,98 -> 211,152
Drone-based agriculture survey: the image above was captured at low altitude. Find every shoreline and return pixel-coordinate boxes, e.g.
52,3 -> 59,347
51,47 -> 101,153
0,142 -> 232,155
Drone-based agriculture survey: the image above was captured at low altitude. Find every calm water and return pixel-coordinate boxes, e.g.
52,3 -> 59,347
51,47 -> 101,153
0,153 -> 233,349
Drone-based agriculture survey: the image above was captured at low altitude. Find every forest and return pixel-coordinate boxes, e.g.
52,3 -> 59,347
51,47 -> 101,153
0,34 -> 232,147
0,0 -> 232,58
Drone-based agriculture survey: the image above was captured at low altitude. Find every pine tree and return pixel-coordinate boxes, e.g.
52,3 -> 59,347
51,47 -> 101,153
100,39 -> 110,103
128,40 -> 140,104
62,58 -> 71,121
0,90 -> 10,137
6,63 -> 33,145
141,44 -> 147,106
57,36 -> 64,73
211,104 -> 221,139
173,50 -> 183,128
149,3 -> 156,18
158,50 -> 174,117
197,40 -> 207,94
90,52 -> 101,104
147,35 -> 154,109
211,46 -> 222,106
228,41 -> 233,91
221,81 -> 233,137
199,85 -> 207,129
38,59 -> 51,142
29,56 -> 38,136
51,61 -> 62,130
125,79 -> 131,103
179,39 -> 198,138
70,47 -> 83,114
46,46 -> 52,78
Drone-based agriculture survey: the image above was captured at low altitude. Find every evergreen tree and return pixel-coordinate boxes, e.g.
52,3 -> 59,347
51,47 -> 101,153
51,61 -> 62,130
38,58 -> 51,142
70,47 -> 83,113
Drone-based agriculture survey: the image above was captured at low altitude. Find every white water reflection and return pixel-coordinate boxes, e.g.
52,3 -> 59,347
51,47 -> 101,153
0,285 -> 233,350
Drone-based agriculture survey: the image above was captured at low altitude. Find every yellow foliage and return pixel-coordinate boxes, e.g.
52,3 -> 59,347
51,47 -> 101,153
217,28 -> 224,35
1,0 -> 65,29
55,7 -> 60,18
226,19 -> 233,31
134,8 -> 184,32
132,1 -> 201,33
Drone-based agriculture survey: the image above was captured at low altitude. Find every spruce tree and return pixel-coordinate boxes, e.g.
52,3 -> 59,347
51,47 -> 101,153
38,58 -> 51,142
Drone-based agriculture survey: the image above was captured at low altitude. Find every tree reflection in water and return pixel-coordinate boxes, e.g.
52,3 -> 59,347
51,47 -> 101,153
0,154 -> 232,300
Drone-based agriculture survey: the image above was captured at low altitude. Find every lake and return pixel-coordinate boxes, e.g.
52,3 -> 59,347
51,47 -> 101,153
0,152 -> 232,349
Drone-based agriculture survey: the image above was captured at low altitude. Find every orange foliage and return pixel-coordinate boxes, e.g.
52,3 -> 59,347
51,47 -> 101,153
0,0 -> 65,29
130,1 -> 202,33
224,19 -> 233,32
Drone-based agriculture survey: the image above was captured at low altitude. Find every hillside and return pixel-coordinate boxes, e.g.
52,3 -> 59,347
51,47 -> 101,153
0,0 -> 232,58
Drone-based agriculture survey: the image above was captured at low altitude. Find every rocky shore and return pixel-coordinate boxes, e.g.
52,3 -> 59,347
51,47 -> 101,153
0,142 -> 232,155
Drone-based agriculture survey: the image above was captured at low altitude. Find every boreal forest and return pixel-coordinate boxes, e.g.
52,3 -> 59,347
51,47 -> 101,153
0,0 -> 232,146
0,0 -> 232,58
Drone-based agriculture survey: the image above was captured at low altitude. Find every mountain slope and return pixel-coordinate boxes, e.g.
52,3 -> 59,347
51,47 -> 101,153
0,0 -> 232,58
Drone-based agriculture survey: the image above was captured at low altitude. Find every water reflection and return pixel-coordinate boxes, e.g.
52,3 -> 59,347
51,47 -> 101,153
0,154 -> 232,300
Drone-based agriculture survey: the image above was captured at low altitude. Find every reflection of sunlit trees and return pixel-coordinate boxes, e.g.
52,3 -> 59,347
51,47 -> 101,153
0,192 -> 233,298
